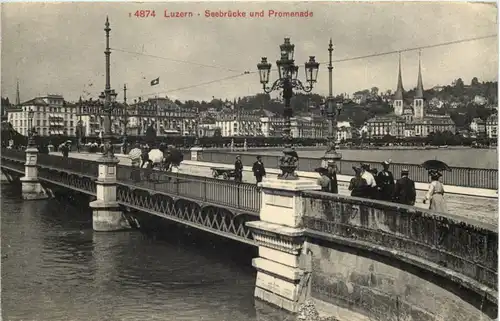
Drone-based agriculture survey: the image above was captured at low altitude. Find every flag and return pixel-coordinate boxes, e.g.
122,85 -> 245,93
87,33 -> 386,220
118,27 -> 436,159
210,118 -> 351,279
150,78 -> 160,86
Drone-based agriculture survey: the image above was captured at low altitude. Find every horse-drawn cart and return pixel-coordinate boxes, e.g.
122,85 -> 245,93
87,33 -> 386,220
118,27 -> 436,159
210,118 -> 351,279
211,167 -> 236,180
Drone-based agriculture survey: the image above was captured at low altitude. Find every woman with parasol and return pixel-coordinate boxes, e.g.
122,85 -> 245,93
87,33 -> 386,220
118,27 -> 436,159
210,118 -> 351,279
421,159 -> 450,213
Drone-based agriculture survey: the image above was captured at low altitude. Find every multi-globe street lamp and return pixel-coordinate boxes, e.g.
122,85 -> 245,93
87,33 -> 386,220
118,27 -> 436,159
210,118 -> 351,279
257,37 -> 319,179
27,108 -> 35,147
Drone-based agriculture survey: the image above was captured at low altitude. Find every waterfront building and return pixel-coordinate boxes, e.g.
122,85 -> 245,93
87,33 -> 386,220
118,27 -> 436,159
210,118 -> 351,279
486,113 -> 498,139
366,54 -> 456,139
128,97 -> 197,136
198,122 -> 218,137
470,117 -> 486,137
77,97 -> 197,137
8,94 -> 79,137
216,111 -> 263,137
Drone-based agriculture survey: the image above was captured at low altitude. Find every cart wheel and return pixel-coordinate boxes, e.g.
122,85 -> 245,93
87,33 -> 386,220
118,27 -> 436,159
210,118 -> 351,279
212,170 -> 218,178
223,172 -> 229,180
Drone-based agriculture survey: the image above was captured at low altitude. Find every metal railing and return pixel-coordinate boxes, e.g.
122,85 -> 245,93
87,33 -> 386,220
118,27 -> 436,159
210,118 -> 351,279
198,151 -> 498,189
1,148 -> 26,161
37,154 -> 99,178
116,165 -> 261,214
301,190 -> 498,293
0,148 -> 262,214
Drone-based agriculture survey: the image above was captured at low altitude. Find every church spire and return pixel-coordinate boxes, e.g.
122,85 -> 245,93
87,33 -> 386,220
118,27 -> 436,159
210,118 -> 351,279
16,80 -> 20,106
415,51 -> 424,99
394,53 -> 404,101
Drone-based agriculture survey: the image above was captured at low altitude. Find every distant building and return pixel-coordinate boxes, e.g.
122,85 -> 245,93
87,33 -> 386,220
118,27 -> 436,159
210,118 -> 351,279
470,117 -> 486,136
8,94 -> 78,137
216,108 -> 263,137
366,53 -> 456,138
486,114 -> 498,139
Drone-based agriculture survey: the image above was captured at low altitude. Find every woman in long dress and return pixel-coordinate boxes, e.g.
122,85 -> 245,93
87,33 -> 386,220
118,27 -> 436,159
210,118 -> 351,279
423,170 -> 447,213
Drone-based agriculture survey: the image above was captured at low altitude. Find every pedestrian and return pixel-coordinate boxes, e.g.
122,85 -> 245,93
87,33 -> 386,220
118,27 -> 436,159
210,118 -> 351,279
316,167 -> 332,192
393,168 -> 416,205
61,142 -> 70,158
360,163 -> 377,199
128,143 -> 142,182
326,161 -> 338,193
141,146 -> 152,169
349,166 -> 368,197
252,155 -> 266,184
423,170 -> 447,213
377,160 -> 395,201
234,155 -> 243,182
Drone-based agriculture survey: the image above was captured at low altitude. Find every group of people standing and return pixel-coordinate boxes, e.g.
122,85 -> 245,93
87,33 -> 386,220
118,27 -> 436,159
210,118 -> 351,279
318,160 -> 447,213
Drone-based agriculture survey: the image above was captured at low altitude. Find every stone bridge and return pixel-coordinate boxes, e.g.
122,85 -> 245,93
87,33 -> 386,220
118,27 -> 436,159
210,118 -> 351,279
1,147 -> 497,321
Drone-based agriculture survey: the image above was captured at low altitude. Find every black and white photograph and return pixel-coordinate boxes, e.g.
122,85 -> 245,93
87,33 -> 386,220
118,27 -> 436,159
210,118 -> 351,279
0,1 -> 498,321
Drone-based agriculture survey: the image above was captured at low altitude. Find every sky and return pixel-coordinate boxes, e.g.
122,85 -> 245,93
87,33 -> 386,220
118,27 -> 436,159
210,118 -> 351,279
1,1 -> 498,103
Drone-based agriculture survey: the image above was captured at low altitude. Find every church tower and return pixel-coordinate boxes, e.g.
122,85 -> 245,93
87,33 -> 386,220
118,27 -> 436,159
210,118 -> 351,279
414,51 -> 425,119
16,80 -> 20,106
393,53 -> 404,116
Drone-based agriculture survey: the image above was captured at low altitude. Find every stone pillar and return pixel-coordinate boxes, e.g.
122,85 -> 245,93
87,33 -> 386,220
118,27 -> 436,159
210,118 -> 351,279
20,147 -> 48,200
246,177 -> 321,313
190,146 -> 203,161
89,158 -> 131,231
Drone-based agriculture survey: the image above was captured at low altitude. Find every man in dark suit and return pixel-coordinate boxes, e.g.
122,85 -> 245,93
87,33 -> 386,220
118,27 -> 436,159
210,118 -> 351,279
393,168 -> 416,206
252,155 -> 266,184
234,155 -> 243,182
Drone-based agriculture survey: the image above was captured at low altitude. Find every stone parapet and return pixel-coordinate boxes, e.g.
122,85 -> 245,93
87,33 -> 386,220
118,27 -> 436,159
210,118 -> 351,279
247,178 -> 320,313
301,190 -> 498,321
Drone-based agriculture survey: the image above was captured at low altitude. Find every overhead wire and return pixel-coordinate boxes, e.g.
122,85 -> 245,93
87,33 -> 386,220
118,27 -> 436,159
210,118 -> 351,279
111,47 -> 248,73
115,34 -> 497,100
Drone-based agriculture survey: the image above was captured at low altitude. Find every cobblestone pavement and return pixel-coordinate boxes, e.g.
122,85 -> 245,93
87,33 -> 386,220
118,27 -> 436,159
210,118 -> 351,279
55,152 -> 498,226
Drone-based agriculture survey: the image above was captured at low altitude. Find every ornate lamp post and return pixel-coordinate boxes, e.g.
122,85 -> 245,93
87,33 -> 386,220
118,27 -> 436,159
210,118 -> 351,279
257,37 -> 319,179
27,109 -> 35,147
98,17 -> 118,161
322,39 -> 343,167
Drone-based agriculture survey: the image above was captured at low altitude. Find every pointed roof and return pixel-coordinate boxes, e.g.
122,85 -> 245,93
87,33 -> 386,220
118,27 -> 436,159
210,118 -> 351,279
394,53 -> 404,101
16,80 -> 20,106
415,51 -> 424,99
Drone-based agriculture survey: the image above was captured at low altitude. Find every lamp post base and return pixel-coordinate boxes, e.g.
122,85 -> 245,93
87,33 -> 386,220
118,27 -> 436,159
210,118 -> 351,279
278,146 -> 299,180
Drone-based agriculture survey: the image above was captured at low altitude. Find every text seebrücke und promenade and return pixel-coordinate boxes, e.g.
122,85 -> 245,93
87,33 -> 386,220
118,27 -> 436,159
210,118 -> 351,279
129,9 -> 314,19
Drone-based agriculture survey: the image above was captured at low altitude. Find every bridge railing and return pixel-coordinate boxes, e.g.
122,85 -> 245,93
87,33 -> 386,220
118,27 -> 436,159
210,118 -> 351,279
198,151 -> 498,189
1,148 -> 26,161
116,165 -> 261,214
301,190 -> 498,293
37,154 -> 99,178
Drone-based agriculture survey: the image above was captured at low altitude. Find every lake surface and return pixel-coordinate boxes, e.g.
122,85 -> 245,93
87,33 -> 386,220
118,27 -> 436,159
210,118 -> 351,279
1,185 -> 290,321
245,148 -> 498,169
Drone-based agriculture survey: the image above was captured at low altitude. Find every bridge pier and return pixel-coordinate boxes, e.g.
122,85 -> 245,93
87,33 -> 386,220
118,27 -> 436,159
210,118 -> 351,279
89,157 -> 131,232
20,147 -> 49,200
247,178 -> 321,313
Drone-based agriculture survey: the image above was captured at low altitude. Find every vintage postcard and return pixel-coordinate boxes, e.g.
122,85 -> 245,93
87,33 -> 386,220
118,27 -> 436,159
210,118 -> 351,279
1,2 -> 498,321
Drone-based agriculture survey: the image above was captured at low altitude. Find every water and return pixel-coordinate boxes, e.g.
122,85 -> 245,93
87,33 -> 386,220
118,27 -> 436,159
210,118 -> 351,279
1,185 -> 291,321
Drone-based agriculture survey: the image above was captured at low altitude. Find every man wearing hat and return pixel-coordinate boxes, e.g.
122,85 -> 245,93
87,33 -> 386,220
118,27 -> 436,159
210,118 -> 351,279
326,160 -> 338,193
377,160 -> 395,201
234,155 -> 243,182
393,168 -> 416,205
360,163 -> 377,199
252,155 -> 266,184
